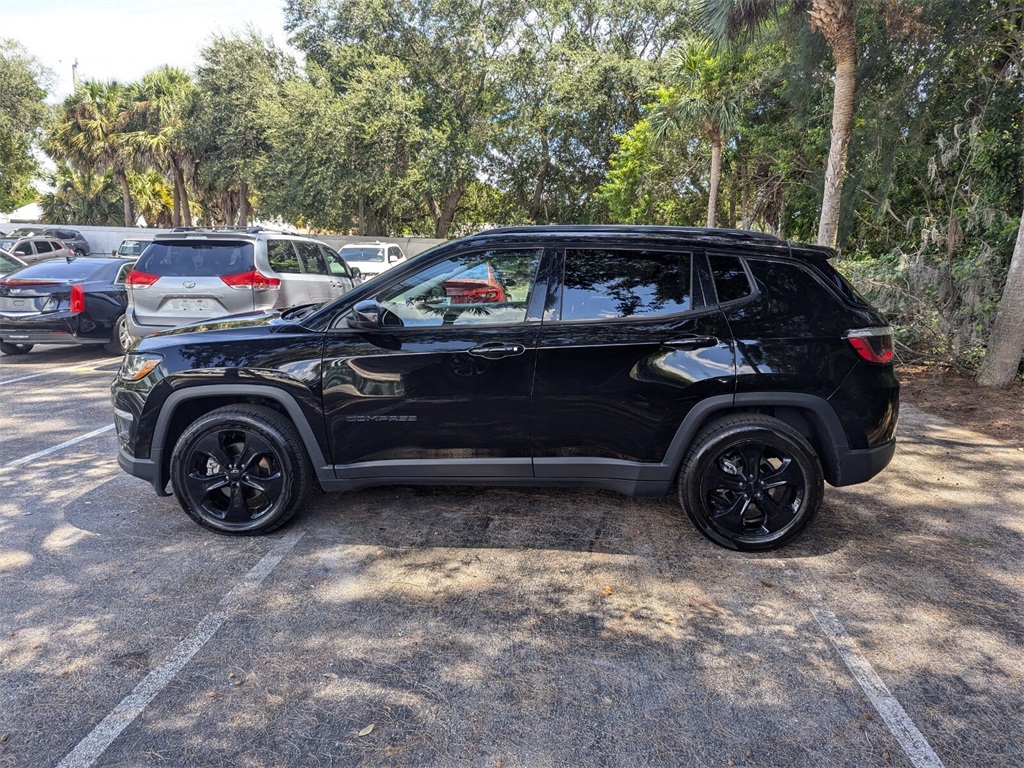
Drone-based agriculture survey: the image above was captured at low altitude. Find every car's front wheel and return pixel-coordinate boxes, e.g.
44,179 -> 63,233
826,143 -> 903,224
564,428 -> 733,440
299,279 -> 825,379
0,342 -> 33,355
679,414 -> 823,551
170,405 -> 313,535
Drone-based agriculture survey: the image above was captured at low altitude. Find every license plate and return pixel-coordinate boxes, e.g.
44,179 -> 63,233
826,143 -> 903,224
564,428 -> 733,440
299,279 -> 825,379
176,299 -> 208,312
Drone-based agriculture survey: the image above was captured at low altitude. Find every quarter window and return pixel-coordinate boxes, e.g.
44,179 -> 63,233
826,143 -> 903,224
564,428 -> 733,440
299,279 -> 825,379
267,240 -> 300,274
373,249 -> 542,327
560,249 -> 692,321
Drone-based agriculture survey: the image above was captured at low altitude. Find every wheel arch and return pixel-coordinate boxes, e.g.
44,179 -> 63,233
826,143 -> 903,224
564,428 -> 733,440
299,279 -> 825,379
149,384 -> 332,495
665,393 -> 848,487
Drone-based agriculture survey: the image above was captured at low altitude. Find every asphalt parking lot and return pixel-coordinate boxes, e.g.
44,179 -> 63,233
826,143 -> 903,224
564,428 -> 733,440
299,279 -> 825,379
1,346 -> 1021,768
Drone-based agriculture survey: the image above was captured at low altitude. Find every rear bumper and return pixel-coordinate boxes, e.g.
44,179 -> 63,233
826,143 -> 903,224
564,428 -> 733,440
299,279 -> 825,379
0,319 -> 101,346
831,438 -> 896,487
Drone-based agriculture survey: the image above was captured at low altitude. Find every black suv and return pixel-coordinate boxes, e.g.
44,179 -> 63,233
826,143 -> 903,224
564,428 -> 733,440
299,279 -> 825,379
111,226 -> 898,551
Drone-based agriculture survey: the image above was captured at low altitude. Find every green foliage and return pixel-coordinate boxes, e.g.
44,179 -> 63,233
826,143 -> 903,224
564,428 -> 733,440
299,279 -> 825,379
40,162 -> 124,226
0,39 -> 51,211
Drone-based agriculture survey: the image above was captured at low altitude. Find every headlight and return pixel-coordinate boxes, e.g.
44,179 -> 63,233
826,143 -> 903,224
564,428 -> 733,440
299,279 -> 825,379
119,352 -> 163,381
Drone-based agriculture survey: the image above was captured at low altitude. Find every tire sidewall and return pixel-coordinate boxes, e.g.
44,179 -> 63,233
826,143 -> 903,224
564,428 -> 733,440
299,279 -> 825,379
682,422 -> 823,551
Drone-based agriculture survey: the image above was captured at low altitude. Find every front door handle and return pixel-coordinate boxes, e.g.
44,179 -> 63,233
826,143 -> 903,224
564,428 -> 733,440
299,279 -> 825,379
468,343 -> 526,359
663,335 -> 719,351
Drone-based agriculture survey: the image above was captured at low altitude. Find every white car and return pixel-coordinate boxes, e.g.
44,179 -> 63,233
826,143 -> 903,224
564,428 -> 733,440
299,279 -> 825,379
338,241 -> 407,281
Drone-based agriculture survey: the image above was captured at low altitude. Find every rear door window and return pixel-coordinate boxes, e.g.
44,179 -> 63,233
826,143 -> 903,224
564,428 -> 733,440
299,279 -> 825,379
295,241 -> 328,275
560,249 -> 693,321
709,254 -> 754,303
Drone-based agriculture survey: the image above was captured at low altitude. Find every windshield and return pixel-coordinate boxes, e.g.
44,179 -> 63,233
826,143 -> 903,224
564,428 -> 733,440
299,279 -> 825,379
341,246 -> 385,262
117,239 -> 152,256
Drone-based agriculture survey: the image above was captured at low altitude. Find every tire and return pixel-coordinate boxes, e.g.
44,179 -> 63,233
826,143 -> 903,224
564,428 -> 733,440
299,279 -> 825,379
105,314 -> 132,355
0,342 -> 33,355
170,405 -> 313,535
678,414 -> 823,551
74,249 -> 86,258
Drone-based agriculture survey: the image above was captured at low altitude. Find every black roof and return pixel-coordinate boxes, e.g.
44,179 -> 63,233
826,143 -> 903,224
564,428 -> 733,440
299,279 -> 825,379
459,224 -> 835,258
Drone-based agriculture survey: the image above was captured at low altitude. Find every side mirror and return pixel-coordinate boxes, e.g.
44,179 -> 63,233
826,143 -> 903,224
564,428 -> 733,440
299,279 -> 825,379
350,266 -> 362,279
347,299 -> 381,329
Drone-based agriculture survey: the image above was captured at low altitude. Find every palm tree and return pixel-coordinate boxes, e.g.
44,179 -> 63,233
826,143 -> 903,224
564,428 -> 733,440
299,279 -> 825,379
648,38 -> 739,228
130,67 -> 199,227
41,162 -> 124,226
701,0 -> 858,247
48,80 -> 136,226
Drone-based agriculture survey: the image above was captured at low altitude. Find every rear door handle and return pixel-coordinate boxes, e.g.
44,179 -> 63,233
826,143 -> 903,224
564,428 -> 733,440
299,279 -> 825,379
468,343 -> 526,359
663,335 -> 718,351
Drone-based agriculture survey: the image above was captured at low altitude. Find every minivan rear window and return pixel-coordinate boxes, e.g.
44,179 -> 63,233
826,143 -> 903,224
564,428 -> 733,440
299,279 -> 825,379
135,241 -> 254,277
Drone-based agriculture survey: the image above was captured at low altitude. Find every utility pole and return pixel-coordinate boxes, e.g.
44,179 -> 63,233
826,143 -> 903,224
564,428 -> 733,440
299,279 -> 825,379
72,58 -> 79,89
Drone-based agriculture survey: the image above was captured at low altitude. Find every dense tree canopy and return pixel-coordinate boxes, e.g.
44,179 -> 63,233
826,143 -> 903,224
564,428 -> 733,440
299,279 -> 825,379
0,39 -> 51,211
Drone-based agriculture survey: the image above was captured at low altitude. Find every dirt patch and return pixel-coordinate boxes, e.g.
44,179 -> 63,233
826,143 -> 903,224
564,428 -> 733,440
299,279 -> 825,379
898,364 -> 1024,446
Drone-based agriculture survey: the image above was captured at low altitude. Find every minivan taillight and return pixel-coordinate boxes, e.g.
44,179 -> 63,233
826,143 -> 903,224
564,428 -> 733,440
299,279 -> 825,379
70,284 -> 85,314
220,270 -> 281,291
126,269 -> 160,288
845,327 -> 894,364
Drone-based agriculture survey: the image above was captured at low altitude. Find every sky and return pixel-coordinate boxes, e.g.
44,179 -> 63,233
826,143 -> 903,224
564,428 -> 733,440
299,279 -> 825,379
2,0 -> 299,101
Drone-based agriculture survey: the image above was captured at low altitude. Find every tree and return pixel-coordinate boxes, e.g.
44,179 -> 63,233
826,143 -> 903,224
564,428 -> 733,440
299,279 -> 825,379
131,67 -> 198,227
40,162 -> 125,226
976,207 -> 1024,387
0,39 -> 51,212
48,80 -> 136,226
648,38 -> 739,227
700,0 -> 859,246
190,30 -> 295,226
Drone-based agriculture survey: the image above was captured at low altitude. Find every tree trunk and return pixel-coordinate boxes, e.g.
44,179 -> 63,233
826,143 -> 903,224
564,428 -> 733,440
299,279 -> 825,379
812,0 -> 858,248
977,205 -> 1024,387
238,180 -> 250,228
433,180 -> 466,239
117,171 -> 134,228
707,134 -> 723,228
176,167 -> 192,227
530,132 -> 551,222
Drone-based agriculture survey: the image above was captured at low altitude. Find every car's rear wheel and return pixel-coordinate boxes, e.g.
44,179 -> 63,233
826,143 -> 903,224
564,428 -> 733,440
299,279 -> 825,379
105,315 -> 132,355
170,405 -> 312,535
0,342 -> 33,355
679,415 -> 823,551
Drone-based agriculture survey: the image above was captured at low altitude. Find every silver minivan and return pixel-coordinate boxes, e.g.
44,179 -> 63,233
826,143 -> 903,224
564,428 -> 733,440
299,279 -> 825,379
125,228 -> 360,339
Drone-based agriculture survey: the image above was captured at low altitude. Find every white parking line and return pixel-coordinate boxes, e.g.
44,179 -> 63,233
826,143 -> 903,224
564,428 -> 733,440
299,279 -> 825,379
812,608 -> 945,768
56,529 -> 306,768
0,358 -> 120,386
2,424 -> 115,468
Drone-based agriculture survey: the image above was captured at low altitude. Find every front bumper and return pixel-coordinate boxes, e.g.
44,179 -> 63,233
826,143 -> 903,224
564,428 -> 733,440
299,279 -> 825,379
117,445 -> 170,496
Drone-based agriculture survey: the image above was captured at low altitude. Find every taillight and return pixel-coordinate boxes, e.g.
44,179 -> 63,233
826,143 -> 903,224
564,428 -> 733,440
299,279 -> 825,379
846,327 -> 894,364
0,279 -> 60,287
126,269 -> 160,288
70,284 -> 85,314
220,270 -> 281,291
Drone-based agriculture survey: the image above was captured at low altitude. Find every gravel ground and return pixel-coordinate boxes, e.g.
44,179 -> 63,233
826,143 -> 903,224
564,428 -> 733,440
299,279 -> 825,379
0,347 -> 1021,768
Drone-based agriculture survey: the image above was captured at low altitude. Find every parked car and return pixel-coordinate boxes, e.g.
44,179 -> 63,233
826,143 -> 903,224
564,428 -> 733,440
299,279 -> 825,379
0,256 -> 137,355
1,236 -> 74,264
338,241 -> 407,281
112,225 -> 899,551
0,227 -> 90,256
0,249 -> 27,276
114,236 -> 154,257
125,227 -> 361,339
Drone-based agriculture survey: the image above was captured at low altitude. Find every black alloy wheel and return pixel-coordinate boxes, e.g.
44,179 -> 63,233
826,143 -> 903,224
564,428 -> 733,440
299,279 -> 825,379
680,415 -> 823,551
0,342 -> 33,355
170,405 -> 312,535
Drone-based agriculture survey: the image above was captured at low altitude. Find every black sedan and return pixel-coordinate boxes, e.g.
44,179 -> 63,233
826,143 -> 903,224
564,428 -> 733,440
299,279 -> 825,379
0,256 -> 136,356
